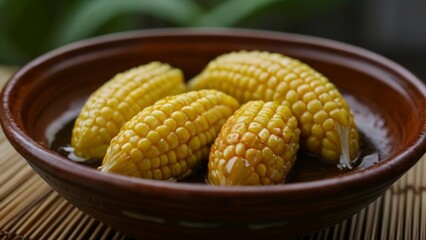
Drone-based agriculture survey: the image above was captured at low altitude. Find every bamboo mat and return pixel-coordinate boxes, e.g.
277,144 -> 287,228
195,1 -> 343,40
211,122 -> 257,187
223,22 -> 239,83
0,67 -> 425,240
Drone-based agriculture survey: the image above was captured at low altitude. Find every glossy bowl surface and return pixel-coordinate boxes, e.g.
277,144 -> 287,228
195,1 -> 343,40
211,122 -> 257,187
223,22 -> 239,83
1,28 -> 426,239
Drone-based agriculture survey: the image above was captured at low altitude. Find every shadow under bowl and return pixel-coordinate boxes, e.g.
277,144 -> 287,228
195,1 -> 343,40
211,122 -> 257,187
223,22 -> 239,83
1,28 -> 426,239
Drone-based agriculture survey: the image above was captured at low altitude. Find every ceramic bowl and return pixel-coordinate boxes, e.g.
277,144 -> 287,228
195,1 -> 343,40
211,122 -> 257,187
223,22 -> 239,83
1,29 -> 425,240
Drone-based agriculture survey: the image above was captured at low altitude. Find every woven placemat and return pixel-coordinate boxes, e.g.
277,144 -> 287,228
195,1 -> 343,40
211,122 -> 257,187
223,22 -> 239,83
0,68 -> 425,240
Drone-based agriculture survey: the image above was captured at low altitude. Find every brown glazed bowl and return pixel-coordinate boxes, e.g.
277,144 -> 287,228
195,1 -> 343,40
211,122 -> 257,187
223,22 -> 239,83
1,28 -> 426,239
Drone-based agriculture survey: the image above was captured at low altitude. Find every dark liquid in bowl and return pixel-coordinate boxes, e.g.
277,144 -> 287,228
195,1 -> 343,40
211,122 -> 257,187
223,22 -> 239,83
50,94 -> 389,183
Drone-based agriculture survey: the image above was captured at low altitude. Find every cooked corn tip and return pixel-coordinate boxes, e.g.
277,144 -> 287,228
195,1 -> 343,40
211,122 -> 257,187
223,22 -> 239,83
189,50 -> 359,168
71,62 -> 186,159
208,101 -> 300,186
100,90 -> 240,180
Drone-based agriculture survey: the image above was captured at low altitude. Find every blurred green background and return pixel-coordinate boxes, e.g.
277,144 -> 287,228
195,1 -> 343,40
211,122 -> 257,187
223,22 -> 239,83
1,0 -> 425,80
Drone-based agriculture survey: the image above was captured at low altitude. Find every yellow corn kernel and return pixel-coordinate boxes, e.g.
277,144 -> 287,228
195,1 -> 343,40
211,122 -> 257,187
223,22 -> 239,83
100,90 -> 240,180
208,101 -> 300,186
71,62 -> 186,159
189,51 -> 359,168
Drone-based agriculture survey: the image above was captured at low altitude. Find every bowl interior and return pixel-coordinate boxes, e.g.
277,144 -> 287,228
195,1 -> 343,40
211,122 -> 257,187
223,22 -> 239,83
6,29 -> 426,185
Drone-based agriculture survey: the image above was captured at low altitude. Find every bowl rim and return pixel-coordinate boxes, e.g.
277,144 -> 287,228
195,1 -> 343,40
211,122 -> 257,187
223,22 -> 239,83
1,27 -> 426,197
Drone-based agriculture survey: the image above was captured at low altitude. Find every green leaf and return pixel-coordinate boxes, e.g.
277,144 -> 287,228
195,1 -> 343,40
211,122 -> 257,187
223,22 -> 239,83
0,33 -> 28,64
0,0 -> 6,11
0,0 -> 33,31
55,0 -> 202,46
193,0 -> 283,27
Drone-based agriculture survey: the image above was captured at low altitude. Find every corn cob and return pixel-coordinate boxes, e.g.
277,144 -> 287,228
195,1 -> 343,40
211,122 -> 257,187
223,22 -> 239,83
208,101 -> 300,186
71,62 -> 186,160
100,90 -> 240,180
189,51 -> 359,169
